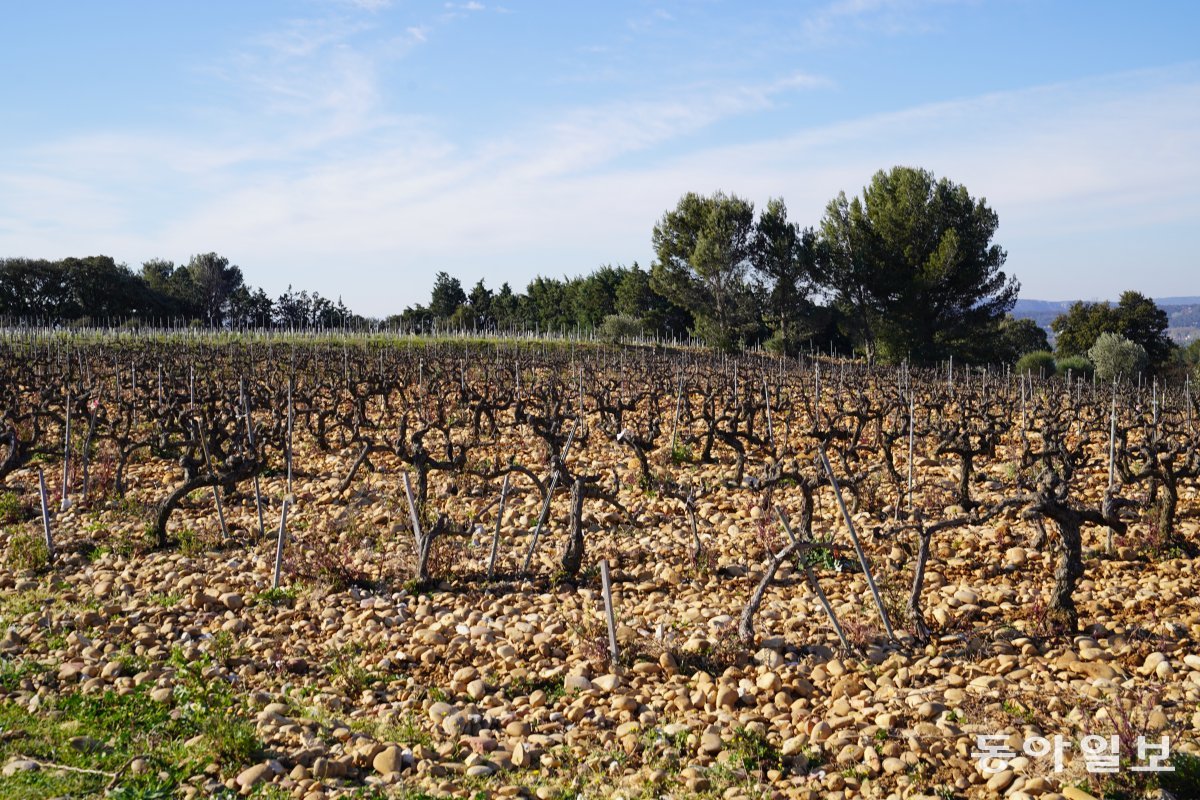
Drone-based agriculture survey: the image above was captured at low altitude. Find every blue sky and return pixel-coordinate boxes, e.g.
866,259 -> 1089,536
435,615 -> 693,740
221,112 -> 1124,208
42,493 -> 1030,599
1,1 -> 1198,317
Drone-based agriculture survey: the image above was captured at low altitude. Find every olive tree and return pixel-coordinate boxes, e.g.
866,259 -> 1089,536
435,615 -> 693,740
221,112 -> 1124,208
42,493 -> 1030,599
1089,332 -> 1147,381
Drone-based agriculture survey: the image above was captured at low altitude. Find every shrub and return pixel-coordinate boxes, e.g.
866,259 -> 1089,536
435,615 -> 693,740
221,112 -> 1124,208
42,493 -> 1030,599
1015,350 -> 1055,376
1054,354 -> 1093,378
598,314 -> 643,344
1089,332 -> 1147,381
764,329 -> 806,356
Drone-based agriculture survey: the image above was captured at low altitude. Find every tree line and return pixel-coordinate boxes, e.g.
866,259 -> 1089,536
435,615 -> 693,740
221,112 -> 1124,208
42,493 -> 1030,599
3,164 -> 1195,373
401,166 -> 1034,362
0,254 -> 357,330
401,166 -> 1194,375
1015,290 -> 1190,380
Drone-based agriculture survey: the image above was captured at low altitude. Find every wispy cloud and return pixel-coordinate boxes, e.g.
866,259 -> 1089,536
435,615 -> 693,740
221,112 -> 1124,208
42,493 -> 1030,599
803,0 -> 964,44
512,72 -> 828,178
335,0 -> 394,11
627,8 -> 674,33
1,0 -> 1196,317
155,64 -> 1196,310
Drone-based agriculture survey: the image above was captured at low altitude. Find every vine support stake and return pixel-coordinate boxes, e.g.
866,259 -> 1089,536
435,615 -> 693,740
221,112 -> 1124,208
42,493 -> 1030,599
775,507 -> 850,650
817,444 -> 896,641
487,474 -> 510,580
286,376 -> 294,496
600,559 -> 620,670
195,421 -> 230,540
907,392 -> 915,513
61,390 -> 71,511
763,380 -> 774,446
669,368 -> 684,455
401,471 -> 433,583
1106,389 -> 1117,554
521,419 -> 578,574
272,498 -> 290,590
38,468 -> 55,565
240,379 -> 266,541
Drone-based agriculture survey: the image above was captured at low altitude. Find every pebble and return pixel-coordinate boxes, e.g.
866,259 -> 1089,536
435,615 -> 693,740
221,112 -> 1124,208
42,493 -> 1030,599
373,747 -> 404,775
2,760 -> 39,776
235,763 -> 273,790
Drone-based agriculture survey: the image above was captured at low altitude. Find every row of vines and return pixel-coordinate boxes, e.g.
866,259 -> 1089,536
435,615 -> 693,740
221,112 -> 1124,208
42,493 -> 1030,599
2,333 -> 1196,647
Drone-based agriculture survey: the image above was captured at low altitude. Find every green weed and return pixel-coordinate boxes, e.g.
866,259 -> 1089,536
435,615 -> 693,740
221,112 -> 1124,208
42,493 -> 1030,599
5,531 -> 49,572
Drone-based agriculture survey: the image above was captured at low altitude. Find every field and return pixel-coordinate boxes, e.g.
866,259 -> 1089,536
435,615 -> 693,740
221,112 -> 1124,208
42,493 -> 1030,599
1,334 -> 1198,800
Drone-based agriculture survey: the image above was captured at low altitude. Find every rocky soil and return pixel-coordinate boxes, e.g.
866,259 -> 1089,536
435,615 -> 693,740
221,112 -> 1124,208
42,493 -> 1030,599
1,431 -> 1199,800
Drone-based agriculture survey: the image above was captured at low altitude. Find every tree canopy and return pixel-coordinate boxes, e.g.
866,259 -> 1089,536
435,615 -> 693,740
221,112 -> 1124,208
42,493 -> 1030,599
650,191 -> 761,352
752,198 -> 822,354
4,165 -> 1179,367
0,254 -> 359,330
819,166 -> 1018,363
1052,290 -> 1175,372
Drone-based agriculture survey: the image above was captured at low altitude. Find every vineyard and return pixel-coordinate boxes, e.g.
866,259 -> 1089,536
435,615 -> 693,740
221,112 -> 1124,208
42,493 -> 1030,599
1,333 -> 1198,800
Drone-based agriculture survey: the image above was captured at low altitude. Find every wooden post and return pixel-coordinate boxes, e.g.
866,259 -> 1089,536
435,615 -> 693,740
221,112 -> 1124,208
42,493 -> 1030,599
38,468 -> 55,564
272,498 -> 290,590
80,402 -> 98,501
599,559 -> 620,669
813,361 -> 821,423
1187,374 -> 1192,427
763,380 -> 774,446
685,487 -> 703,563
669,368 -> 684,456
1152,379 -> 1159,431
1107,390 -> 1117,492
907,392 -> 915,512
401,471 -> 429,580
1020,372 -> 1027,433
1106,390 -> 1117,554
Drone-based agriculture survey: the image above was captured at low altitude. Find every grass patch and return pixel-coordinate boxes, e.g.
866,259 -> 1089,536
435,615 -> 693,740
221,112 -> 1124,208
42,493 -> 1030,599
0,585 -> 58,622
252,586 -> 297,607
670,443 -> 693,466
351,710 -> 434,750
1160,751 -> 1200,798
4,530 -> 50,572
0,491 -> 34,524
0,657 -> 48,692
506,674 -> 565,703
146,592 -> 182,608
0,642 -> 267,800
0,684 -> 203,799
176,526 -> 220,557
726,725 -> 781,774
325,644 -> 381,697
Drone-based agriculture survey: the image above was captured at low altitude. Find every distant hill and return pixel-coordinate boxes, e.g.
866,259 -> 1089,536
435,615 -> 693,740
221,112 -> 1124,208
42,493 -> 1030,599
1013,297 -> 1200,344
